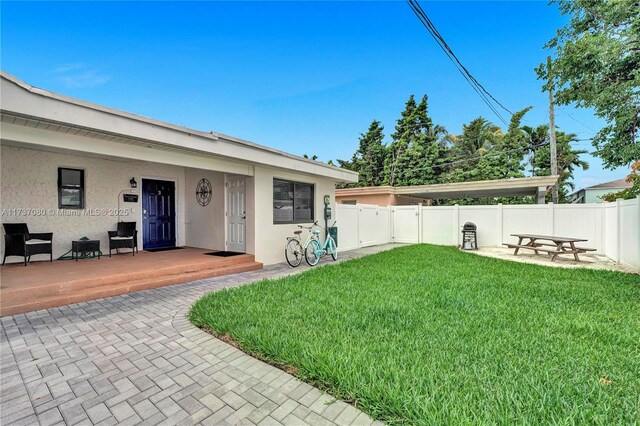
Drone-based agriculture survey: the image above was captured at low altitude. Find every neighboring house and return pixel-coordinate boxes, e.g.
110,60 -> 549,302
335,186 -> 418,206
568,179 -> 632,203
0,72 -> 357,265
336,176 -> 559,206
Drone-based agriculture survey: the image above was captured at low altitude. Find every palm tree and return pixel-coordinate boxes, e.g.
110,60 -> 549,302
532,130 -> 589,201
557,132 -> 589,193
458,117 -> 502,155
522,125 -> 549,176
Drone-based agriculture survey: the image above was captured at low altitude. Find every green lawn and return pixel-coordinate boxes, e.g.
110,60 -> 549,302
189,245 -> 640,425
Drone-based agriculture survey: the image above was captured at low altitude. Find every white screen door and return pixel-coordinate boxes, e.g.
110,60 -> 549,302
226,176 -> 246,253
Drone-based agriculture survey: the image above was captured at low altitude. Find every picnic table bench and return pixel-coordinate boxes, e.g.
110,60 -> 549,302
503,234 -> 596,262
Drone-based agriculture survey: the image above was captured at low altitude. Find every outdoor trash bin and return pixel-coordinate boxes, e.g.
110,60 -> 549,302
461,222 -> 477,250
329,226 -> 338,247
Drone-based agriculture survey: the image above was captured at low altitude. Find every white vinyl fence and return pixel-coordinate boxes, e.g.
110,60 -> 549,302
336,197 -> 640,272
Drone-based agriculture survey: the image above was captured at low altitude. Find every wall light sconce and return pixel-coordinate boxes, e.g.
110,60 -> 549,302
130,177 -> 137,189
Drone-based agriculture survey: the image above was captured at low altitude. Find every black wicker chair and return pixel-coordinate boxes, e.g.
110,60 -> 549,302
108,222 -> 138,257
2,223 -> 53,266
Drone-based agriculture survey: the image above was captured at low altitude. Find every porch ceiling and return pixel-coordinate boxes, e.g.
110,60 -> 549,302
1,112 -> 254,175
1,112 -> 208,154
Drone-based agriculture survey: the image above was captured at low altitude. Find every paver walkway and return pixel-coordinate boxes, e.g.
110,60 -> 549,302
1,245 -> 399,426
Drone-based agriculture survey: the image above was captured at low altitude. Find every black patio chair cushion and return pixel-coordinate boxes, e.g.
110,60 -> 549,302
3,223 -> 53,266
108,221 -> 138,256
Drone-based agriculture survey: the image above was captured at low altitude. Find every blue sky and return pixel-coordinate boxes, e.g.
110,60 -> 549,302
1,1 -> 628,189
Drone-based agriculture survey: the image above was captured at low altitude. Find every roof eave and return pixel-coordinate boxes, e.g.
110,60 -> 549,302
0,71 -> 358,183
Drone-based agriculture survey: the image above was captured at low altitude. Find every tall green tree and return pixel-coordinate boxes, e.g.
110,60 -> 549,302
348,120 -> 387,187
384,95 -> 446,186
456,117 -> 501,156
537,0 -> 640,168
522,124 -> 550,175
490,107 -> 533,179
443,117 -> 502,182
441,109 -> 532,204
384,95 -> 418,186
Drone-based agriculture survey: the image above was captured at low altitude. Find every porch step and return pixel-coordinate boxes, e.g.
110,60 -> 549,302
2,253 -> 257,303
0,258 -> 263,317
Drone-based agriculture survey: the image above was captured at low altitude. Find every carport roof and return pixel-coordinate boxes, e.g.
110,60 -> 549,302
336,176 -> 559,200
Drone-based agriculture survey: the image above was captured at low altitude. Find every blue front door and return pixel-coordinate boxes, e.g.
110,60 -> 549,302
142,179 -> 176,250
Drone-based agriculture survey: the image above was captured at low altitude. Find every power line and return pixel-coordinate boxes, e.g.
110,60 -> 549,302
394,144 -> 548,178
364,142 -> 549,176
406,0 -> 506,125
557,108 -> 596,133
406,0 -> 507,125
406,0 -> 512,125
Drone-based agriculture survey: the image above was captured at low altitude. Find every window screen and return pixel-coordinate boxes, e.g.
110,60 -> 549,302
273,179 -> 314,223
58,167 -> 84,209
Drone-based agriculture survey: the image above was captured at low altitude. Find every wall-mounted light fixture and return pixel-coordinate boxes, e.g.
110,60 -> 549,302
130,177 -> 137,189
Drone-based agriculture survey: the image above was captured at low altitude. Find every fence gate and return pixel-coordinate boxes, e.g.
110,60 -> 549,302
376,207 -> 391,244
358,205 -> 378,247
392,206 -> 420,243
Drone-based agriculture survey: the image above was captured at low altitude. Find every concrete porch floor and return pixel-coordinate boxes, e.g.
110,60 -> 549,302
0,248 -> 263,317
470,246 -> 636,274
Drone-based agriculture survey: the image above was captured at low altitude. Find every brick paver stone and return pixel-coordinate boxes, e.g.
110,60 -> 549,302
0,245 -> 398,425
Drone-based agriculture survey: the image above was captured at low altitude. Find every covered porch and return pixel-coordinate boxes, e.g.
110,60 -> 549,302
1,117 -> 260,316
0,247 -> 262,316
1,71 -> 357,315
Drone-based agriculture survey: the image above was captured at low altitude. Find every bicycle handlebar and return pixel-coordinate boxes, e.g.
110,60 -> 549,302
298,220 -> 337,231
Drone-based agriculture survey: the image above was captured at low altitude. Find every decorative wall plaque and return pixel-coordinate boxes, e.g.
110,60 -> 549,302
196,178 -> 212,206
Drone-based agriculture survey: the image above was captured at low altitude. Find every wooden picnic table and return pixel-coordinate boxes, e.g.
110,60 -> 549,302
504,234 -> 596,262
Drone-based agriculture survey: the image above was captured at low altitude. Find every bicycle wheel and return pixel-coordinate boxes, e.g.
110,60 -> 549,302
328,237 -> 338,261
305,239 -> 321,266
285,239 -> 303,267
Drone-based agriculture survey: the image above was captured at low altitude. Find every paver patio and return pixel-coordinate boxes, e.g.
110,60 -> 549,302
1,245 -> 397,426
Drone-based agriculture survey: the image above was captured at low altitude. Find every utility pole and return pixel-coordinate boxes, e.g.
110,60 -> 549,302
547,56 -> 559,204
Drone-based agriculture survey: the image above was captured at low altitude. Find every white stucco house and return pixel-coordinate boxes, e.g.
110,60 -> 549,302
0,71 -> 358,266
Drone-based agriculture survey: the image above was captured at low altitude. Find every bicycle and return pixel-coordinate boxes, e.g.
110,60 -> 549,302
285,221 -> 338,267
304,221 -> 338,266
284,224 -> 311,267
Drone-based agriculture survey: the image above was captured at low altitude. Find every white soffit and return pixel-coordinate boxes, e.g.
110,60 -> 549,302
0,72 -> 358,183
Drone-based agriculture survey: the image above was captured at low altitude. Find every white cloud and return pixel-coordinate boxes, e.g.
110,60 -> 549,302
50,64 -> 110,88
51,63 -> 86,73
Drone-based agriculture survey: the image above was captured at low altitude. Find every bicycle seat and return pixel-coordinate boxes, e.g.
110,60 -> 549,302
294,230 -> 302,235
312,229 -> 321,235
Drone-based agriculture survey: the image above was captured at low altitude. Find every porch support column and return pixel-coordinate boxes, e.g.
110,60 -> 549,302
536,186 -> 547,204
